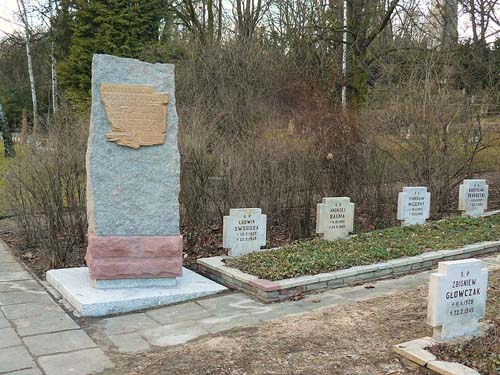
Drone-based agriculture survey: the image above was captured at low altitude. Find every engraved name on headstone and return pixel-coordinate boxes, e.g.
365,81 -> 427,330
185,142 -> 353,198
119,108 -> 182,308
316,197 -> 354,241
459,179 -> 488,217
223,208 -> 267,256
427,259 -> 488,341
397,187 -> 431,226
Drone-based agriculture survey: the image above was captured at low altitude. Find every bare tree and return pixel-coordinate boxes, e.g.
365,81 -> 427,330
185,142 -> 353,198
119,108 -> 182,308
16,0 -> 38,134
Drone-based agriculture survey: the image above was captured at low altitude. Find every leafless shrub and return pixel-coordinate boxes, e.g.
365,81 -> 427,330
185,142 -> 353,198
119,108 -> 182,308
6,104 -> 87,268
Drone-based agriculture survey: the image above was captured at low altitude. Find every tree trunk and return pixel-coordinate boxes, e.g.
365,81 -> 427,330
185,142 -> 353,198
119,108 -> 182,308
17,0 -> 38,134
50,0 -> 58,114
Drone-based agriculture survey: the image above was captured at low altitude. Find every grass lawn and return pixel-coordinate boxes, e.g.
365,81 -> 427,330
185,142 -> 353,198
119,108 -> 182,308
226,215 -> 500,281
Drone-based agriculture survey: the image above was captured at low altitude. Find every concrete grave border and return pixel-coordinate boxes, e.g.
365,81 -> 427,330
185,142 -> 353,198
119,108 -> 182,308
393,322 -> 492,375
197,239 -> 500,303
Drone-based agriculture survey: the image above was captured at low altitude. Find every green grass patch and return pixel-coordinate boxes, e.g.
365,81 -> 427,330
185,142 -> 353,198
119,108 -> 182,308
225,215 -> 500,281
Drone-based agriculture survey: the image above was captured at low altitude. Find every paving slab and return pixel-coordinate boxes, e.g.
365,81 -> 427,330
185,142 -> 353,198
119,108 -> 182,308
0,280 -> 43,293
0,346 -> 36,373
1,301 -> 63,320
37,348 -> 114,375
141,321 -> 210,346
12,312 -> 79,337
0,253 -> 16,263
0,263 -> 26,273
197,312 -> 264,334
47,267 -> 227,316
108,332 -> 151,353
4,368 -> 43,375
0,311 -> 10,328
100,313 -> 159,336
0,271 -> 32,282
23,330 -> 97,356
250,302 -> 309,322
146,301 -> 214,324
0,290 -> 54,306
196,293 -> 263,314
0,327 -> 22,349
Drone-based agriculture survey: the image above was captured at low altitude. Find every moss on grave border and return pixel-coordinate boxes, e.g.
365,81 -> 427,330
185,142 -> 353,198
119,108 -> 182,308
225,215 -> 500,281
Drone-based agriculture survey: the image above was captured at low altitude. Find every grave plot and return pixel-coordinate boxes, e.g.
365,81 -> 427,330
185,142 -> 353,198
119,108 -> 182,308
198,214 -> 500,303
394,259 -> 496,375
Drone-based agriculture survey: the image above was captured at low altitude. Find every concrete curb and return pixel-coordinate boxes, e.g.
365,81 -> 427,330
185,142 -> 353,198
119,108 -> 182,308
197,240 -> 500,303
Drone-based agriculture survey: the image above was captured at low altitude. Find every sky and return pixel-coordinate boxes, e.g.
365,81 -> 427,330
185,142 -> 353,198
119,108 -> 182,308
0,0 -> 19,36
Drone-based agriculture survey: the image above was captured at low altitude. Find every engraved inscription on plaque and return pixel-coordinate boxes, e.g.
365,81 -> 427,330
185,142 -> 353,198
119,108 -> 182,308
101,83 -> 169,149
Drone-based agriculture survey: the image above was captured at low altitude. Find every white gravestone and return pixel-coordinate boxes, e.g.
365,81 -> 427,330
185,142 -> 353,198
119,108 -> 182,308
316,197 -> 354,241
223,208 -> 267,256
427,259 -> 488,341
459,179 -> 488,217
397,187 -> 431,226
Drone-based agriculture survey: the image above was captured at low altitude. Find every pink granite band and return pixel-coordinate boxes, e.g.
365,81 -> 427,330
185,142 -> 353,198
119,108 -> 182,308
86,233 -> 183,280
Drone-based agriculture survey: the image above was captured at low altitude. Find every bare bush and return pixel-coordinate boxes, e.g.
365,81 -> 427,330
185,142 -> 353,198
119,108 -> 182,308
6,105 -> 87,268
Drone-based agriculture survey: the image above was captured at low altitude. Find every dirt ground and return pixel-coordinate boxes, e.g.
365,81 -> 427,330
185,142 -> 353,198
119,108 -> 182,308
101,286 -> 436,375
100,271 -> 500,375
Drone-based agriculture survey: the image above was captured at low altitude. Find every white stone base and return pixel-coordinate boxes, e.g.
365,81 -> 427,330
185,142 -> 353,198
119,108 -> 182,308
46,267 -> 227,317
92,277 -> 177,289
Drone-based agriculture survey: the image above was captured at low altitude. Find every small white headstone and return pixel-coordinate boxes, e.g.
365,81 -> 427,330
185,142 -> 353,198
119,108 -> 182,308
459,179 -> 488,217
427,259 -> 488,341
316,197 -> 354,241
397,187 -> 431,226
223,208 -> 267,256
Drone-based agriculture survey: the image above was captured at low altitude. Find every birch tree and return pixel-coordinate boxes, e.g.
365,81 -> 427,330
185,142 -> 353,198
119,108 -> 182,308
16,0 -> 38,134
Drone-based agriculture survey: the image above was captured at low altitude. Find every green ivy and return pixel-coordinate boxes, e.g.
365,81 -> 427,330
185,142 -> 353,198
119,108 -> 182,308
226,215 -> 500,281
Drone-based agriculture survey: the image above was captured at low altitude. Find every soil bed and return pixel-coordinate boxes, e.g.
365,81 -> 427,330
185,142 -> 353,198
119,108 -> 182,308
226,215 -> 500,281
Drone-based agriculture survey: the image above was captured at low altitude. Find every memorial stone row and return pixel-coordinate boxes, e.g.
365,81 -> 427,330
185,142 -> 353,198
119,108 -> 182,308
223,179 -> 490,256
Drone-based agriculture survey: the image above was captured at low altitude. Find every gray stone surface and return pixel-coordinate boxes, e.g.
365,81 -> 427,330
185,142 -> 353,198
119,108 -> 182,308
196,293 -> 258,313
88,54 -> 180,236
108,332 -> 151,353
0,327 -> 22,349
0,271 -> 31,282
141,321 -> 210,346
0,312 -> 10,328
38,348 -> 113,375
0,240 -> 114,374
0,346 -> 35,373
46,267 -> 226,316
4,369 -> 42,375
0,263 -> 25,272
1,302 -> 63,320
146,301 -> 214,324
0,290 -> 54,306
94,277 -> 177,289
100,313 -> 159,335
0,253 -> 16,263
0,280 -> 43,293
197,312 -> 263,334
23,330 -> 97,356
12,312 -> 79,337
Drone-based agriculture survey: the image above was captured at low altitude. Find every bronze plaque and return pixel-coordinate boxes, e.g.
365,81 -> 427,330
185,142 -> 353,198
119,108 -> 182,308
101,83 -> 169,149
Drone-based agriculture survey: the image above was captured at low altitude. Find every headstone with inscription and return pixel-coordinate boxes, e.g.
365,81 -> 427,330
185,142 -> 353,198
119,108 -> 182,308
85,54 -> 183,288
316,197 -> 354,241
459,179 -> 488,217
397,187 -> 431,226
427,259 -> 488,341
223,208 -> 267,256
